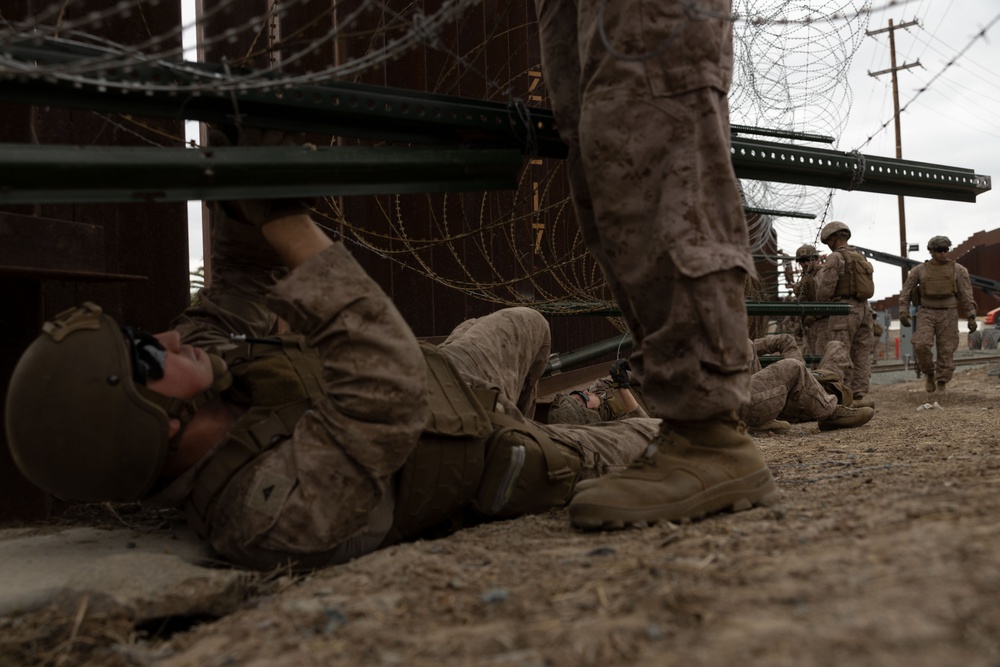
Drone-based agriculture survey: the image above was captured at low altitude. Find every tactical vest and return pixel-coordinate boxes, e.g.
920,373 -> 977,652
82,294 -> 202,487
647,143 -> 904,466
182,337 -> 581,544
832,247 -> 875,300
918,260 -> 959,308
796,270 -> 818,301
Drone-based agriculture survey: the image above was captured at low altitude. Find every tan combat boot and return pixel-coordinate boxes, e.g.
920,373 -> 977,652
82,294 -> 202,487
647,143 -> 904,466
924,372 -> 936,393
935,380 -> 947,393
817,405 -> 875,431
569,416 -> 778,530
749,419 -> 791,435
852,395 -> 875,409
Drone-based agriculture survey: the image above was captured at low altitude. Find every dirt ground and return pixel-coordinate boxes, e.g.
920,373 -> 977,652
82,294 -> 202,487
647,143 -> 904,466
5,361 -> 1000,667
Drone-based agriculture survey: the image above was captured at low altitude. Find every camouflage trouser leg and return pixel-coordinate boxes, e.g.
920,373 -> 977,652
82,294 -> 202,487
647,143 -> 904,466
545,418 -> 661,479
534,0 -> 752,424
743,358 -> 837,426
532,0 -> 645,370
439,307 -> 551,420
817,340 -> 851,383
804,324 -> 820,359
913,308 -> 960,382
814,301 -> 871,396
850,302 -> 874,397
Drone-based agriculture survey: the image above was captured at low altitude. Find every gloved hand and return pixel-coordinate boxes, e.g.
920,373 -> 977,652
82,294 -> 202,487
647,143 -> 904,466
899,313 -> 911,328
208,125 -> 317,227
968,316 -> 978,332
609,359 -> 630,388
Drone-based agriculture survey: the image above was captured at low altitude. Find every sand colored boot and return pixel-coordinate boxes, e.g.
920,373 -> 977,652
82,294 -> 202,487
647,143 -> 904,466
817,405 -> 875,431
924,372 -> 936,393
749,419 -> 791,435
936,380 -> 947,393
569,416 -> 778,530
852,395 -> 875,410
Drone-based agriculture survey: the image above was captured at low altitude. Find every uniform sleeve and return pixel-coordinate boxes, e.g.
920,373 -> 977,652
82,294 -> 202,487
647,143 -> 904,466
814,253 -> 843,302
171,204 -> 287,350
899,264 -> 922,312
752,334 -> 804,362
956,264 -> 977,317
204,242 -> 430,570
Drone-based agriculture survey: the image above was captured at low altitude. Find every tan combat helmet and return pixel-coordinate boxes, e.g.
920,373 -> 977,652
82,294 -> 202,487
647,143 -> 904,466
927,235 -> 952,251
5,303 -> 217,502
820,221 -> 851,243
795,244 -> 819,259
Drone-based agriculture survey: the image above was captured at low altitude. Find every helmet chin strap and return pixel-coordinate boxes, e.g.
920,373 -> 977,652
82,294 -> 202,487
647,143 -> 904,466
137,353 -> 234,449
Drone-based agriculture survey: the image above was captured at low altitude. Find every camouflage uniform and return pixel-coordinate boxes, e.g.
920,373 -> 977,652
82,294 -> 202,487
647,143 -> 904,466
153,236 -> 656,570
814,248 -> 875,398
547,378 -> 651,426
792,258 -> 822,356
743,334 -> 848,427
899,260 -> 977,385
534,0 -> 753,422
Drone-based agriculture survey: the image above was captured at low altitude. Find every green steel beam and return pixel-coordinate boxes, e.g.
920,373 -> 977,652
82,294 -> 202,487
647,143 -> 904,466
0,144 -> 524,203
731,138 -> 990,203
0,37 -> 991,203
730,124 -> 834,144
0,38 -> 566,158
744,207 -> 817,219
544,331 -> 828,375
537,301 -> 851,317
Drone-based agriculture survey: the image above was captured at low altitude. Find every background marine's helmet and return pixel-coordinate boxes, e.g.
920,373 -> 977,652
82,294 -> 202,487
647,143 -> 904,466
927,235 -> 952,250
795,244 -> 819,259
820,221 -> 851,243
4,302 -> 171,501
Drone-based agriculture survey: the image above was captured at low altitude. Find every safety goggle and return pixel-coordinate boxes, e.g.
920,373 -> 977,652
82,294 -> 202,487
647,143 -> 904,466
122,327 -> 166,385
930,246 -> 949,253
795,256 -> 818,264
570,390 -> 589,403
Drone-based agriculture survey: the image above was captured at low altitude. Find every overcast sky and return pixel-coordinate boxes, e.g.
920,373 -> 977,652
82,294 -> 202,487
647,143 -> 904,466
185,2 -> 1000,304
807,0 -> 1000,300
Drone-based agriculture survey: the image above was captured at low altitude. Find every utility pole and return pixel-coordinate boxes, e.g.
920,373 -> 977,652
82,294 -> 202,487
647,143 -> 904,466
867,18 -> 920,288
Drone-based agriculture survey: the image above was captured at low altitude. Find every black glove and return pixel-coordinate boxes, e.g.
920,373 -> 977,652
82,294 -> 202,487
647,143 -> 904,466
208,125 -> 317,227
899,313 -> 911,328
968,316 -> 978,332
609,359 -> 630,388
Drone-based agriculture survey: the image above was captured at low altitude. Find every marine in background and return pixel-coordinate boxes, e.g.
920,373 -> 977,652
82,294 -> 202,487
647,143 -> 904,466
813,221 -> 876,409
898,235 -> 978,393
745,334 -> 874,434
790,243 -> 823,356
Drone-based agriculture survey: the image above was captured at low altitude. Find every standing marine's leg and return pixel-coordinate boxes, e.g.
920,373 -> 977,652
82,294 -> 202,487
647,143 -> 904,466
849,302 -> 874,398
932,308 -> 960,389
533,0 -> 647,372
911,310 -> 937,392
439,307 -> 551,419
547,0 -> 776,528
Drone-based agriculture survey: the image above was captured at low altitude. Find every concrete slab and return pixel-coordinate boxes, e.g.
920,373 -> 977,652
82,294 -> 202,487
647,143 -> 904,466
0,525 -> 250,621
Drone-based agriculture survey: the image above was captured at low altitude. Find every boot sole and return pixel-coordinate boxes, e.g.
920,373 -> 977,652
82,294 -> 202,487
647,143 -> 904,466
569,468 -> 779,530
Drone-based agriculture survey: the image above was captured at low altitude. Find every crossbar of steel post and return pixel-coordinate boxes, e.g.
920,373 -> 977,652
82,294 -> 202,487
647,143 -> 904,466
0,144 -> 525,203
542,302 -> 851,374
536,301 -> 851,317
731,138 -> 991,203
